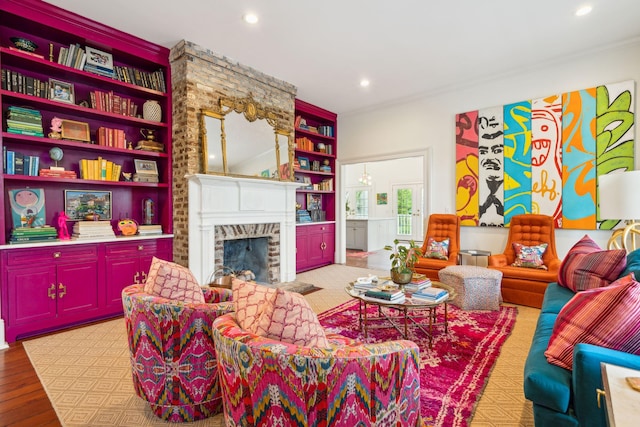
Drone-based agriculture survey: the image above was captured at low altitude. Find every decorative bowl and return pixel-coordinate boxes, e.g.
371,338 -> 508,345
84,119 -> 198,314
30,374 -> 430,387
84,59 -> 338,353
10,37 -> 38,53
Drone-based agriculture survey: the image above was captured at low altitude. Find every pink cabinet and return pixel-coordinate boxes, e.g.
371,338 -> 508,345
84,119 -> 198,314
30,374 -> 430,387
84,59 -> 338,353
296,223 -> 335,273
104,238 -> 172,311
2,244 -> 100,341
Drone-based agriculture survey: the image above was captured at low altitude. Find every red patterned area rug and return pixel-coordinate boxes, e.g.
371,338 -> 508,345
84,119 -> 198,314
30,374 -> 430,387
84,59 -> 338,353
318,300 -> 518,427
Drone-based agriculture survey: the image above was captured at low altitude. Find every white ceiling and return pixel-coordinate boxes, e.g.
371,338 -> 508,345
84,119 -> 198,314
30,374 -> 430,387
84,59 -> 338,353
48,0 -> 640,115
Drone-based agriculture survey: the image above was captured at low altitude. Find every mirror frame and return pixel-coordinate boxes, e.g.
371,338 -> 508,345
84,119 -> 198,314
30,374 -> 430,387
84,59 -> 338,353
200,94 -> 294,181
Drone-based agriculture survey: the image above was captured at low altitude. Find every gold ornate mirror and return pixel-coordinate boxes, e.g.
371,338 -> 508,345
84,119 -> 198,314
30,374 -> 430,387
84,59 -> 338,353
200,94 -> 293,180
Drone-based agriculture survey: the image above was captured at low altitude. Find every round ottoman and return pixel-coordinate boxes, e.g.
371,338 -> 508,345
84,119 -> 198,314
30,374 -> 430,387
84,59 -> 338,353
438,265 -> 502,310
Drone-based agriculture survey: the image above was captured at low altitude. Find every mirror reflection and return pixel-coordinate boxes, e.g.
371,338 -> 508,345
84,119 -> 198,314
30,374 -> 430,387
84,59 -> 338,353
200,95 -> 293,180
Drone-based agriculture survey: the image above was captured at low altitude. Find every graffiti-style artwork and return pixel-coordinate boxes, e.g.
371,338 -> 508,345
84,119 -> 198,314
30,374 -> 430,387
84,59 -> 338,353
562,88 -> 597,230
477,107 -> 504,227
503,101 -> 532,227
531,95 -> 563,227
596,80 -> 636,230
455,80 -> 634,230
455,111 -> 479,225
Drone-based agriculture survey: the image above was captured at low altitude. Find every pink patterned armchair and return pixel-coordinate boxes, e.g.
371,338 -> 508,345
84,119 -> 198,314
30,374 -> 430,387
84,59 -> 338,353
122,283 -> 233,422
212,313 -> 422,426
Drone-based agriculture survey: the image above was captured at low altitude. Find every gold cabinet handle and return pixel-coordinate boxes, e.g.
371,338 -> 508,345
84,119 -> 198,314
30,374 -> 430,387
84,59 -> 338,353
321,242 -> 326,250
48,284 -> 56,300
134,271 -> 140,284
58,283 -> 66,299
141,271 -> 147,282
596,388 -> 606,408
53,252 -> 61,258
138,245 -> 144,251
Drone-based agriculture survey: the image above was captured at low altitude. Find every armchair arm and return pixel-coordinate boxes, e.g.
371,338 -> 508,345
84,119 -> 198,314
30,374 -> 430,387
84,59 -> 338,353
546,258 -> 562,273
488,254 -> 508,267
572,343 -> 640,426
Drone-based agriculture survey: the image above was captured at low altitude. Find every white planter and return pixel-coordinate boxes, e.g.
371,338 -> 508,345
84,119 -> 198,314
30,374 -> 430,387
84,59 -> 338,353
143,100 -> 162,122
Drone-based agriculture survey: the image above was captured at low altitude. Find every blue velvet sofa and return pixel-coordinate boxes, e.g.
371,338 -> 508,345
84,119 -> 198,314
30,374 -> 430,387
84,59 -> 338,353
524,279 -> 640,426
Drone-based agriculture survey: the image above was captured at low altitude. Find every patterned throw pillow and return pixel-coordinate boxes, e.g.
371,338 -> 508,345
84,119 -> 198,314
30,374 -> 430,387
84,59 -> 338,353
255,288 -> 330,347
511,242 -> 548,269
424,237 -> 449,260
544,274 -> 640,370
557,235 -> 627,292
143,257 -> 205,304
232,279 -> 276,333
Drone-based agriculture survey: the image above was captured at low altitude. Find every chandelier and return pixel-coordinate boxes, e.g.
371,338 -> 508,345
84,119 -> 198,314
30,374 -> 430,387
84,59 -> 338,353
358,164 -> 372,186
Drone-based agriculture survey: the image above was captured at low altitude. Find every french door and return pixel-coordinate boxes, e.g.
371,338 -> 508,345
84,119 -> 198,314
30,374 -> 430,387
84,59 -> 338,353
391,184 -> 424,241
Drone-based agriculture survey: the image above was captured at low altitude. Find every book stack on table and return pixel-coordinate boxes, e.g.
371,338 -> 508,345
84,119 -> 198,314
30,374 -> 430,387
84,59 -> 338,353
363,288 -> 406,304
411,287 -> 449,303
9,226 -> 57,244
404,273 -> 432,293
353,275 -> 379,291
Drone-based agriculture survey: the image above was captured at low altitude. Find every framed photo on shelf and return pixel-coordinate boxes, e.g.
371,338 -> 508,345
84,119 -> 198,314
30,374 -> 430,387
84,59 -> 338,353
312,160 -> 320,171
298,156 -> 310,170
307,193 -> 322,211
60,119 -> 90,142
303,176 -> 312,185
49,78 -> 74,104
134,159 -> 158,175
64,189 -> 112,221
85,46 -> 114,71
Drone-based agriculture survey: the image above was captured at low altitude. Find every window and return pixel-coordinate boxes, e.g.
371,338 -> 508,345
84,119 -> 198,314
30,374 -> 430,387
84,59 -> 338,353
355,190 -> 369,217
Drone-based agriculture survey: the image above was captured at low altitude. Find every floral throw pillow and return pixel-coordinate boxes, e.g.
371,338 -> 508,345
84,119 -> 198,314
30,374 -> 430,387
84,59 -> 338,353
511,242 -> 548,270
424,237 -> 449,260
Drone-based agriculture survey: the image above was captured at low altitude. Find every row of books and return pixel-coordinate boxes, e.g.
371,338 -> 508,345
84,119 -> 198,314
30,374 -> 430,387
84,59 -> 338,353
9,226 -> 58,244
6,106 -> 44,137
295,136 -> 315,151
113,66 -> 166,93
312,178 -> 333,191
3,148 -> 40,176
57,43 -> 88,70
79,157 -> 122,181
90,90 -> 139,117
39,168 -> 77,179
1,69 -> 50,99
137,224 -> 163,236
96,127 -> 127,149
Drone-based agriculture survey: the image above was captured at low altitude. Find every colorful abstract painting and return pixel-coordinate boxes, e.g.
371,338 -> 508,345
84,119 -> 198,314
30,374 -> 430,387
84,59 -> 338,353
454,80 -> 634,230
477,107 -> 504,227
531,95 -> 563,227
503,101 -> 532,227
455,111 -> 479,225
562,88 -> 597,230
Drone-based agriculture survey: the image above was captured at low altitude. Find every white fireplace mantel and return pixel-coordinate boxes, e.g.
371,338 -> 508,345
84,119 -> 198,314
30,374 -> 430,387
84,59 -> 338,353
188,174 -> 301,284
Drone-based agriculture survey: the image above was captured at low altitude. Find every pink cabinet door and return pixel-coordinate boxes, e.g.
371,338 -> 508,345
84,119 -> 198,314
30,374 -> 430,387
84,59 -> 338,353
307,229 -> 326,266
105,257 -> 139,309
321,228 -> 335,264
296,227 -> 309,272
56,261 -> 100,317
7,265 -> 57,326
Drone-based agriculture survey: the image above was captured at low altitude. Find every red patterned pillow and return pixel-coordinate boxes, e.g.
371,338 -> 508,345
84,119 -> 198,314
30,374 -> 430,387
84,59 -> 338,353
424,237 -> 449,260
512,242 -> 548,269
545,274 -> 640,370
143,257 -> 205,304
558,235 -> 627,291
232,279 -> 276,333
255,288 -> 330,347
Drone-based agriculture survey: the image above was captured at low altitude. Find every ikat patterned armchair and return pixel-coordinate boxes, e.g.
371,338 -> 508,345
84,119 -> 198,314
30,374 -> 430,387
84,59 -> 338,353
122,283 -> 234,422
212,312 -> 422,426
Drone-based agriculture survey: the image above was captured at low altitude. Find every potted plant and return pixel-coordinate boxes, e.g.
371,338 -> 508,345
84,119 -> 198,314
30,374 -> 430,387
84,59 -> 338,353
384,239 -> 422,285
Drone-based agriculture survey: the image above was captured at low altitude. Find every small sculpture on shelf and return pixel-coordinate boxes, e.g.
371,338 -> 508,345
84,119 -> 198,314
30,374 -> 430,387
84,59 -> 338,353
57,211 -> 70,240
49,147 -> 64,171
48,117 -> 62,139
122,172 -> 132,182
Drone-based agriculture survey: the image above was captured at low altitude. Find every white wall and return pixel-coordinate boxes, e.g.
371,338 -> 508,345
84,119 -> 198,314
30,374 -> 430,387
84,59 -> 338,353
339,40 -> 640,258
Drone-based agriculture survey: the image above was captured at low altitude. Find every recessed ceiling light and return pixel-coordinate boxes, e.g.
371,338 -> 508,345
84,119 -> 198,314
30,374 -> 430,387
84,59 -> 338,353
360,79 -> 370,88
575,5 -> 592,16
243,13 -> 259,24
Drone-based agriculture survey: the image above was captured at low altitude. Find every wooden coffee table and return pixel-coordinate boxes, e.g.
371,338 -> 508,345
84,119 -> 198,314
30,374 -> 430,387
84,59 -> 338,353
346,281 -> 456,348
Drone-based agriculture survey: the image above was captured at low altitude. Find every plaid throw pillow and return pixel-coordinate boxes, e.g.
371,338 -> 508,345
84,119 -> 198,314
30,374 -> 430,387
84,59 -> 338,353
424,237 -> 449,260
545,274 -> 640,370
558,234 -> 626,291
511,242 -> 548,269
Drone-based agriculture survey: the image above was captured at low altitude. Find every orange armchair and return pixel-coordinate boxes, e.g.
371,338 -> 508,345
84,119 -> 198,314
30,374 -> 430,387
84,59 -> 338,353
413,214 -> 460,281
488,214 -> 561,308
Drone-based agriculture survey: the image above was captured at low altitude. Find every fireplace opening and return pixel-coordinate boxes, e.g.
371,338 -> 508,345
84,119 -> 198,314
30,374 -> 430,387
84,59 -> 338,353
223,237 -> 269,283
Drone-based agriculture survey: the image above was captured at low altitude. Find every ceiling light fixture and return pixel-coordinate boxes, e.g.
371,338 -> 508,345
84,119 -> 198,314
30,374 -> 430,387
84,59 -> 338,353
358,164 -> 372,186
360,79 -> 370,87
243,13 -> 259,24
575,5 -> 592,16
